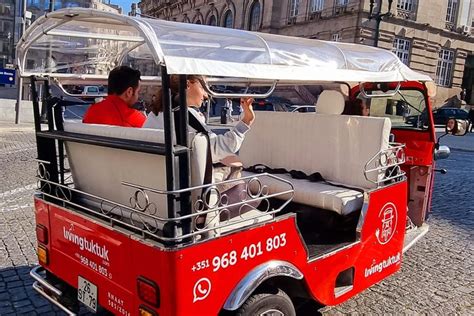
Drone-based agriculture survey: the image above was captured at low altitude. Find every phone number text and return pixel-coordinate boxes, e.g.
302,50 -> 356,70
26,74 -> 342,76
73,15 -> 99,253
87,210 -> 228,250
191,233 -> 287,273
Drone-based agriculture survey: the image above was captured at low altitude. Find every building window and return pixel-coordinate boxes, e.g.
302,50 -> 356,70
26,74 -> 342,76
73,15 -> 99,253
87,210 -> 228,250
208,15 -> 217,26
446,0 -> 458,24
396,0 -> 417,19
2,21 -> 12,35
332,33 -> 341,42
335,0 -> 348,7
436,49 -> 455,87
248,1 -> 261,31
289,0 -> 299,17
397,0 -> 414,11
223,10 -> 233,28
26,59 -> 35,69
310,0 -> 324,12
392,37 -> 410,65
0,4 -> 12,16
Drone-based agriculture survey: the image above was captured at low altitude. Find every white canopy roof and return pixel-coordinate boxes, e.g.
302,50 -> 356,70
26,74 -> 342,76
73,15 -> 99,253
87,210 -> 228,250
17,8 -> 432,83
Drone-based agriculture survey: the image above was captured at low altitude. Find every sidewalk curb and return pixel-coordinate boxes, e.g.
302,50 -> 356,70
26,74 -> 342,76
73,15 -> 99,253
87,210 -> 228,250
449,147 -> 474,153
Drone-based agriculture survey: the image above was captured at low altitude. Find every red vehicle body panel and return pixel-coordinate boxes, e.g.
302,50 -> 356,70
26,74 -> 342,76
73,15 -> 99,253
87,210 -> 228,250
35,179 -> 407,315
351,81 -> 437,214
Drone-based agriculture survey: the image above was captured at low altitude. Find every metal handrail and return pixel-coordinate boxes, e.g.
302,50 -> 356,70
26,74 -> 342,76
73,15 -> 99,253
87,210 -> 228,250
35,169 -> 295,242
202,80 -> 278,99
30,266 -> 76,316
364,142 -> 406,186
359,82 -> 401,98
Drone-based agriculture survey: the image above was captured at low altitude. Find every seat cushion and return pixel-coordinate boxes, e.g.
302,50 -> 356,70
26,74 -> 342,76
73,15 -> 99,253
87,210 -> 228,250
243,171 -> 364,215
220,210 -> 273,234
239,112 -> 391,190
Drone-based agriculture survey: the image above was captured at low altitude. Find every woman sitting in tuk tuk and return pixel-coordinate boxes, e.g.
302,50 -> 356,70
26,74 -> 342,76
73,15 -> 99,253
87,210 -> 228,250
143,75 -> 256,163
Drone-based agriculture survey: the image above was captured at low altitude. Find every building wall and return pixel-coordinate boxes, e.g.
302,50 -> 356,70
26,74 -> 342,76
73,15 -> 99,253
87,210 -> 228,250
0,0 -> 16,68
125,1 -> 474,106
358,0 -> 474,106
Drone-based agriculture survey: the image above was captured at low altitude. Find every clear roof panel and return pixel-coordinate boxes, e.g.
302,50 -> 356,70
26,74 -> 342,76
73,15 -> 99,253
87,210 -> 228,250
18,8 -> 432,83
20,15 -> 148,75
146,19 -> 271,65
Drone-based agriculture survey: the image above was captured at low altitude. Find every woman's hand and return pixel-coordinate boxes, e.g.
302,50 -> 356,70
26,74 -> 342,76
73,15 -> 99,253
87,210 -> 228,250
240,97 -> 255,126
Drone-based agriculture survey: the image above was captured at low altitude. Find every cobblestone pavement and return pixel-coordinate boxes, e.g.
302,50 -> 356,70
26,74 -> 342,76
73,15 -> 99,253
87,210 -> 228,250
0,122 -> 473,315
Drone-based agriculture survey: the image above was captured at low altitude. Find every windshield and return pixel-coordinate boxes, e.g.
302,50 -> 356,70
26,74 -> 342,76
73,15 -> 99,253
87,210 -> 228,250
358,89 -> 428,130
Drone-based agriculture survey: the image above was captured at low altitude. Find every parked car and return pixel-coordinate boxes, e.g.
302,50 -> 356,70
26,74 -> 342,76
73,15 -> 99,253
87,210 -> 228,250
404,109 -> 428,127
289,105 -> 316,113
405,107 -> 469,126
432,108 -> 469,125
252,96 -> 293,112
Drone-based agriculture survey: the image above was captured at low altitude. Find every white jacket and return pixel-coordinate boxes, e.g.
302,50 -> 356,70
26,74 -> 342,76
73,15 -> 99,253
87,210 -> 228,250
143,107 -> 250,163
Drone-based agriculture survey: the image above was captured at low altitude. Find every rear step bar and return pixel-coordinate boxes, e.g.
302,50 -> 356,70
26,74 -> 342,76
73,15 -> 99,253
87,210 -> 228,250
30,266 -> 77,316
403,223 -> 429,253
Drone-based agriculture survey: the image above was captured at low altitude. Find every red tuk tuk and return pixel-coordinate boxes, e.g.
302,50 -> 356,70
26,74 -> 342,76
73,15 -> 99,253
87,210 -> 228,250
17,8 -> 466,316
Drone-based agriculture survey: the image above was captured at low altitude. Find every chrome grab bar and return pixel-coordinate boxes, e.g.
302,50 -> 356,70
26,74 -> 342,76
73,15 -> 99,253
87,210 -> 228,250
359,82 -> 401,98
30,266 -> 77,316
364,142 -> 406,186
202,80 -> 278,99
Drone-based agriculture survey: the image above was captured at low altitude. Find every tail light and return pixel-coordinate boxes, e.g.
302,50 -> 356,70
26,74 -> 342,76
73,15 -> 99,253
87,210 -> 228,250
36,224 -> 48,245
258,101 -> 265,106
37,245 -> 49,265
137,277 -> 160,307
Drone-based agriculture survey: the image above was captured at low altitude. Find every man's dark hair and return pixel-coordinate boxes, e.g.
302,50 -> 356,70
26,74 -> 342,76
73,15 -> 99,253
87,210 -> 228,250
108,66 -> 141,95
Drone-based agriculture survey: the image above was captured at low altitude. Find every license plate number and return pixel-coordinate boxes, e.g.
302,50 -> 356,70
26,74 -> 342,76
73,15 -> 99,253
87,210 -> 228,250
78,276 -> 97,312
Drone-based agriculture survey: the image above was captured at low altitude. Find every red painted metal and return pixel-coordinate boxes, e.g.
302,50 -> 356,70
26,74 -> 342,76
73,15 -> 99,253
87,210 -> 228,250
34,179 -> 407,315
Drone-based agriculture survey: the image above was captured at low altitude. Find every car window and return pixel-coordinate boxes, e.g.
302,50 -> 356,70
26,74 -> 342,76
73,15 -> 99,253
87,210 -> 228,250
87,87 -> 99,93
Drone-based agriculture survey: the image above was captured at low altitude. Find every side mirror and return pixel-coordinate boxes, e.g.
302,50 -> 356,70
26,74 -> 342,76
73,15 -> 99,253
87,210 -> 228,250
434,145 -> 450,160
445,118 -> 468,136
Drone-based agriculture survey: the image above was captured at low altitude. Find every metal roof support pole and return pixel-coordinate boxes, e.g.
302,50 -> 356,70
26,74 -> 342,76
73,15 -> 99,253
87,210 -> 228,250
177,74 -> 192,239
30,76 -> 59,194
161,66 -> 177,240
15,0 -> 27,124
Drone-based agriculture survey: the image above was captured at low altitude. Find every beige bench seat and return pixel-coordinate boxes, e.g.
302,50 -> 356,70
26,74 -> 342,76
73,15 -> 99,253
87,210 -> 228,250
242,171 -> 363,215
63,121 -> 272,236
239,108 -> 391,215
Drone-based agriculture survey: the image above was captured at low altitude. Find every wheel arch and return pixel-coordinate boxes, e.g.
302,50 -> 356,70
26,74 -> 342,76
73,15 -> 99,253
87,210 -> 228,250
222,260 -> 306,311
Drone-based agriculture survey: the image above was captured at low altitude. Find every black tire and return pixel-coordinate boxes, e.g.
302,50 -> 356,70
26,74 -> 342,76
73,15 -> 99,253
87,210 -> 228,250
236,289 -> 296,316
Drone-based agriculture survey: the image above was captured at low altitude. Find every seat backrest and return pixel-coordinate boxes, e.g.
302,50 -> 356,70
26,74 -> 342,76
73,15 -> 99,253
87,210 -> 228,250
64,122 -> 208,226
315,90 -> 345,114
238,112 -> 391,190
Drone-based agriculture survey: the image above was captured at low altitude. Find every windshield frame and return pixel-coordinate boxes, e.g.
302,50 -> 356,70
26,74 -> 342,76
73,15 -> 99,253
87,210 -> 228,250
350,82 -> 434,135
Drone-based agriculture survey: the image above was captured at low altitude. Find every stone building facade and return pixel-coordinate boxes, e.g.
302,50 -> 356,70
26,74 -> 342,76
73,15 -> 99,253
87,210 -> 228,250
10,0 -> 122,99
12,0 -> 121,72
0,0 -> 16,69
138,0 -> 474,107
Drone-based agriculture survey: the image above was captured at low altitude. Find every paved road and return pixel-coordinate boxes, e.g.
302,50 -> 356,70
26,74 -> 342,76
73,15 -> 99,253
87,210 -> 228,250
0,122 -> 472,315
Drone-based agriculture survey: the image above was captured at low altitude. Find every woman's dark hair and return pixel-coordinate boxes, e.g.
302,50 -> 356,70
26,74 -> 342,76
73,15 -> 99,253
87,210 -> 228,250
108,66 -> 141,95
151,75 -> 205,115
343,99 -> 364,115
448,118 -> 459,134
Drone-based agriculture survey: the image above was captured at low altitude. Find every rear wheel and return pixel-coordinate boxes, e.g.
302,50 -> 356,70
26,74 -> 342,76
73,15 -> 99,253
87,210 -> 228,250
236,289 -> 295,316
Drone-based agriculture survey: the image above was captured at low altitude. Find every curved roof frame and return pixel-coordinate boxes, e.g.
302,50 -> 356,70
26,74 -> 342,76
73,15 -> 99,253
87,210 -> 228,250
17,8 -> 432,83
17,8 -> 164,76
